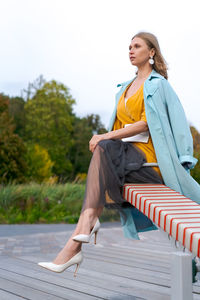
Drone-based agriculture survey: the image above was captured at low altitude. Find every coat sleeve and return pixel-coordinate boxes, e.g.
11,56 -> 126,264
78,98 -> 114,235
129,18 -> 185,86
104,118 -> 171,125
161,79 -> 197,170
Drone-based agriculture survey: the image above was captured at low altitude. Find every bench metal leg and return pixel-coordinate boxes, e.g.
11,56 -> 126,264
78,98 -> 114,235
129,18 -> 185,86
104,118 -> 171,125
171,252 -> 193,300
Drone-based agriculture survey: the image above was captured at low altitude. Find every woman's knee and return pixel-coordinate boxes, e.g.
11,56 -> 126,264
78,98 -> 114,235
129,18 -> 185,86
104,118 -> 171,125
94,142 -> 104,154
98,139 -> 116,149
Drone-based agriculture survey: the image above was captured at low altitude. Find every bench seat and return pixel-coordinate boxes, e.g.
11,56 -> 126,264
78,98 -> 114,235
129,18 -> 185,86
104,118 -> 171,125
123,183 -> 200,258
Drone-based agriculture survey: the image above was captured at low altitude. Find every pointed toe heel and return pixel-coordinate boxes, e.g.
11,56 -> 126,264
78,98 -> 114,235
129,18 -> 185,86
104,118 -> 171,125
73,218 -> 100,244
38,251 -> 83,277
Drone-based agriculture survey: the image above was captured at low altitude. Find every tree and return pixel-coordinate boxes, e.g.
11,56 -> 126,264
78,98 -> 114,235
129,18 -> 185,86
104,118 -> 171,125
69,114 -> 107,176
1,77 -> 108,182
24,77 -> 75,179
9,96 -> 26,137
85,114 -> 107,134
0,94 -> 27,184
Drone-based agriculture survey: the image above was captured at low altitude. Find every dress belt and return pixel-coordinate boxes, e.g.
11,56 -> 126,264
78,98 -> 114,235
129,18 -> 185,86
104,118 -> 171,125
142,162 -> 158,167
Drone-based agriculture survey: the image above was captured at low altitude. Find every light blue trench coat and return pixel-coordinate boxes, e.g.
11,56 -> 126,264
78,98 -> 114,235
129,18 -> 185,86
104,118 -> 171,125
108,69 -> 200,240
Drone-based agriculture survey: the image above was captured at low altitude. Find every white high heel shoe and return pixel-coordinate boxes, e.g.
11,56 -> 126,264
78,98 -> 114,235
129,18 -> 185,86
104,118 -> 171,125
72,218 -> 100,244
38,251 -> 83,277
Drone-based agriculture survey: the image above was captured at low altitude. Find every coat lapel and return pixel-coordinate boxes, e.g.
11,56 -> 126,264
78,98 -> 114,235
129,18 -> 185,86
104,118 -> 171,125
108,69 -> 164,131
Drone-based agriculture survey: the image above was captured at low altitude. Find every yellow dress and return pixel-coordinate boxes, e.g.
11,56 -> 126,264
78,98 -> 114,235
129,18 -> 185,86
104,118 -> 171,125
113,82 -> 162,178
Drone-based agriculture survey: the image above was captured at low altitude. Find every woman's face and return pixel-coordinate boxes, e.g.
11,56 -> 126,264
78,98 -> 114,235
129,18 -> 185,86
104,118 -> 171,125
129,37 -> 153,67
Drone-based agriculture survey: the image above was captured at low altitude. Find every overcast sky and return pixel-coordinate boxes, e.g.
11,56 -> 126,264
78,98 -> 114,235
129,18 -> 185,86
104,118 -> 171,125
1,0 -> 200,131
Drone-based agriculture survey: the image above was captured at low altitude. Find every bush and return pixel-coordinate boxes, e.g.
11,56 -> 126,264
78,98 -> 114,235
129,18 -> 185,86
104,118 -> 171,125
25,144 -> 54,183
0,183 -> 84,224
0,94 -> 27,184
0,183 -> 120,224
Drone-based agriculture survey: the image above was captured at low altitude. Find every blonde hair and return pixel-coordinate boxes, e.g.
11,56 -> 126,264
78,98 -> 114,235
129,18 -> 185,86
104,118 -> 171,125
132,31 -> 168,80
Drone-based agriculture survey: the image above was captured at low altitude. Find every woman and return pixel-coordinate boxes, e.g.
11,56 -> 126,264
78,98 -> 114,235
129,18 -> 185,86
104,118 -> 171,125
38,32 -> 200,276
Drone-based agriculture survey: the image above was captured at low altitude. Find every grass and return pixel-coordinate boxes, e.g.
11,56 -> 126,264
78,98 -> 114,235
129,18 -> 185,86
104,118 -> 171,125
0,183 -> 120,224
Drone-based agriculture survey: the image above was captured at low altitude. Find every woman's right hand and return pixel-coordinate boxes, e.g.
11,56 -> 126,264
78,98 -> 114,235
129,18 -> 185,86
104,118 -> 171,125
89,134 -> 107,153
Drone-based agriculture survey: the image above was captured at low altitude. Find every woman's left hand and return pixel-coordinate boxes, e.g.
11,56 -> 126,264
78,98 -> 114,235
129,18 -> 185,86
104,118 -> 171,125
89,134 -> 107,153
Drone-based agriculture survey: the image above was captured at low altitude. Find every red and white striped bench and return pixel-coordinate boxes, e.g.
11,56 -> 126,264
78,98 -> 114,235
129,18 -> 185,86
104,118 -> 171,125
123,183 -> 200,300
123,183 -> 200,257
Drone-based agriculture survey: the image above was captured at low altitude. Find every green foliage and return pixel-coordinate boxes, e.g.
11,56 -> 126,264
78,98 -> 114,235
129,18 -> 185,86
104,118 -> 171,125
73,173 -> 87,184
24,77 -> 75,179
0,94 -> 27,184
70,114 -> 107,176
9,97 -> 26,137
1,76 -> 107,184
0,183 -> 84,223
0,183 -> 120,224
70,116 -> 92,175
25,144 -> 54,183
85,114 -> 107,134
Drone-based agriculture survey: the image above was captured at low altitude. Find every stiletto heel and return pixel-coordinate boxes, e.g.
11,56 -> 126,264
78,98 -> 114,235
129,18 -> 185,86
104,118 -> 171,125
94,231 -> 98,244
73,218 -> 100,243
38,251 -> 83,276
74,263 -> 80,277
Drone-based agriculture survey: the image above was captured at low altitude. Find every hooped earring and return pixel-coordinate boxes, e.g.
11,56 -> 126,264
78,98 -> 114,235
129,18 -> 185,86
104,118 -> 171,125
149,56 -> 154,65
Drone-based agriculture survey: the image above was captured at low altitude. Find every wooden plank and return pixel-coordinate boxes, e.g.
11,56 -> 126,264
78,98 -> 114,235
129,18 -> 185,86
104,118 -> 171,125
82,251 -> 170,275
0,278 -> 63,300
1,223 -> 200,300
20,251 -> 200,296
0,289 -> 25,300
90,241 -> 173,256
0,271 -> 103,300
6,252 -> 171,286
33,248 -> 200,294
84,246 -> 171,267
0,257 -> 170,300
2,255 -> 169,286
0,259 -> 143,300
15,247 -> 171,272
28,241 -> 173,269
0,255 -> 199,300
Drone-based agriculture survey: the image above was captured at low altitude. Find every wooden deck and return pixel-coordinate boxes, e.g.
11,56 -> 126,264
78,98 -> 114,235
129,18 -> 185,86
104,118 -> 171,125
0,222 -> 200,300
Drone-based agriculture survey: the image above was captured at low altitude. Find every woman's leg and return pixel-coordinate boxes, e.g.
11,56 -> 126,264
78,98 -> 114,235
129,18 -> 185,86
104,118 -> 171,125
53,139 -> 162,264
53,146 -> 105,264
53,208 -> 104,264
